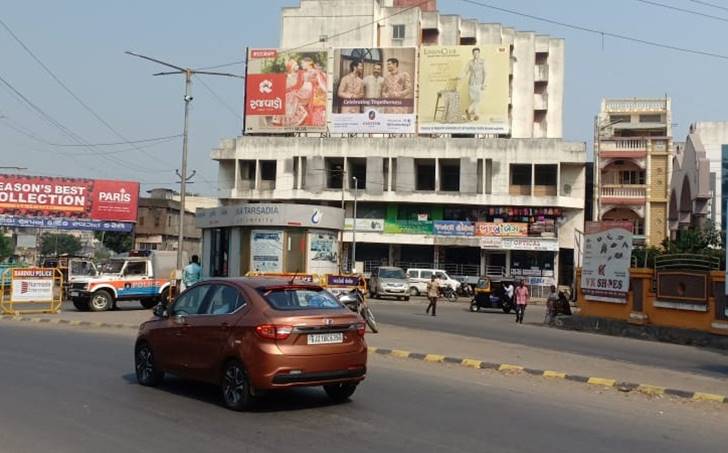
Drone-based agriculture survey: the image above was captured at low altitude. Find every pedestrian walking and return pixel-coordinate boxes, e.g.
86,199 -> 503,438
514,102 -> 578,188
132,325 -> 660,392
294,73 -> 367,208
514,279 -> 529,324
503,281 -> 514,307
545,285 -> 558,324
182,255 -> 202,290
426,275 -> 440,317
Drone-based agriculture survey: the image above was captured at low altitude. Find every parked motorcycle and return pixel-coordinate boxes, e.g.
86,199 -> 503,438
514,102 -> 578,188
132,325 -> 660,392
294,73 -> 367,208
338,288 -> 378,333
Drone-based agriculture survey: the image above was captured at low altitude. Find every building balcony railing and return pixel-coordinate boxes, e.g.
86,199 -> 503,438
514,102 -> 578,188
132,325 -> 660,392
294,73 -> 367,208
599,139 -> 648,159
600,185 -> 647,204
534,64 -> 549,82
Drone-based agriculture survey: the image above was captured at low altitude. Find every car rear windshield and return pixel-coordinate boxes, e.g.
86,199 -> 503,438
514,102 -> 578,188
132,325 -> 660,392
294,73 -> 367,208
379,268 -> 405,279
260,288 -> 343,311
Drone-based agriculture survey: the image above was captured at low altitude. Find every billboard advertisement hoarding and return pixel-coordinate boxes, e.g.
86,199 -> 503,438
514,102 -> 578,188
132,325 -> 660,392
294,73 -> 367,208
330,48 -> 416,133
0,175 -> 139,222
245,48 -> 328,133
418,45 -> 510,134
432,220 -> 475,236
581,221 -> 633,303
11,268 -> 54,302
475,222 -> 528,237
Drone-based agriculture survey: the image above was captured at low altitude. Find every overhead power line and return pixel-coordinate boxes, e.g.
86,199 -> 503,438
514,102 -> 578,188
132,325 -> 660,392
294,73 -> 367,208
688,0 -> 728,13
634,0 -> 728,22
456,0 -> 728,61
0,16 -> 171,167
195,0 -> 434,71
194,75 -> 242,121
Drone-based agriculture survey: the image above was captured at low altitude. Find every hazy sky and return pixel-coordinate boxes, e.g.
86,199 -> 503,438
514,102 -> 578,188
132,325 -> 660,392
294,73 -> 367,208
2,0 -> 727,196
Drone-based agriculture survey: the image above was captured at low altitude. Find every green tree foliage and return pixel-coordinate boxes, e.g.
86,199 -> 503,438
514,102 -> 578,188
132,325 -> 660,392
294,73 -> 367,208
631,221 -> 725,269
40,233 -> 82,256
94,231 -> 132,254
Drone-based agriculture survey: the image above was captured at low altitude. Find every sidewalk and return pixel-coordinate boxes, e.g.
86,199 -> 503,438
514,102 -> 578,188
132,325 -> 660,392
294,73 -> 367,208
6,305 -> 727,398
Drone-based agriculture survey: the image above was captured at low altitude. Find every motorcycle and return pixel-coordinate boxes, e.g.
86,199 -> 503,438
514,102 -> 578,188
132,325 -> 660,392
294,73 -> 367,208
338,288 -> 378,333
440,285 -> 457,302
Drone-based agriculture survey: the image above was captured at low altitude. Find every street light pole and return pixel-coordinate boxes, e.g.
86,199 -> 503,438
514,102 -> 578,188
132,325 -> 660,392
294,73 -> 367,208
125,51 -> 243,272
352,176 -> 358,274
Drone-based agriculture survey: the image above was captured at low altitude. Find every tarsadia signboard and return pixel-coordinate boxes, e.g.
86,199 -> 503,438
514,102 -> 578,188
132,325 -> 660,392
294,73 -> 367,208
245,48 -> 328,133
11,268 -> 54,302
581,221 -> 633,303
418,45 -> 510,134
330,48 -> 416,134
0,174 -> 139,222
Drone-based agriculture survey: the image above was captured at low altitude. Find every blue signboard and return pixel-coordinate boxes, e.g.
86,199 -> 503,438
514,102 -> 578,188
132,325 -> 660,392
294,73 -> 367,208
432,221 -> 475,237
0,215 -> 133,232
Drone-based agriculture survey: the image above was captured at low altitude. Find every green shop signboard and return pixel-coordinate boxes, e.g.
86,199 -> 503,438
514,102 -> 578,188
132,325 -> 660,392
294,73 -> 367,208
384,220 -> 433,234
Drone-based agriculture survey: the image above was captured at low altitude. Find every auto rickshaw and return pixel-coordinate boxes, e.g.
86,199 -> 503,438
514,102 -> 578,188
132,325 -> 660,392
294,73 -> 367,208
469,277 -> 516,313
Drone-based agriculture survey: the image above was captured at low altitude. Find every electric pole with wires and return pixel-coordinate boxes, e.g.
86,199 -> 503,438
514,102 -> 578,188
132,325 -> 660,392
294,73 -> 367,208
125,51 -> 243,273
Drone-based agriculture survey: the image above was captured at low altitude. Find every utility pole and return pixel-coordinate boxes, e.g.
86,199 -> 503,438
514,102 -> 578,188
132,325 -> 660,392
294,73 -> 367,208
126,51 -> 243,272
352,176 -> 358,274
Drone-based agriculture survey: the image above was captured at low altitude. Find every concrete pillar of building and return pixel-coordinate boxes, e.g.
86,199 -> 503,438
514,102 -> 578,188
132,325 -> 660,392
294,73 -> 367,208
228,227 -> 241,277
254,159 -> 261,190
433,245 -> 440,267
201,229 -> 212,279
435,158 -> 441,192
366,156 -> 384,195
480,248 -> 487,275
553,250 -> 560,287
505,250 -> 512,276
460,157 -> 477,194
306,156 -> 325,193
396,157 -> 415,192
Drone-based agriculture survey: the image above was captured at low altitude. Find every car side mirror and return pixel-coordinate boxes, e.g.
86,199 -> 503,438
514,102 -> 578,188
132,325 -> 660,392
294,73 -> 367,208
152,304 -> 167,318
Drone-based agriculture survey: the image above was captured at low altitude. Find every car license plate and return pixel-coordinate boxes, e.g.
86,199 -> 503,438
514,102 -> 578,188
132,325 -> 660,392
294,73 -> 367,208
307,333 -> 343,345
70,291 -> 79,297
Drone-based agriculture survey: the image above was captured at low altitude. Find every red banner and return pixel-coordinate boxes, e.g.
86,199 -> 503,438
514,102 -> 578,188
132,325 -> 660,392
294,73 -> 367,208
0,174 -> 139,222
245,73 -> 286,116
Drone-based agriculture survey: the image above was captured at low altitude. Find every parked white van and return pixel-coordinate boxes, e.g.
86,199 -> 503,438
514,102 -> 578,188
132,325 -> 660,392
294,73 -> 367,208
406,268 -> 460,296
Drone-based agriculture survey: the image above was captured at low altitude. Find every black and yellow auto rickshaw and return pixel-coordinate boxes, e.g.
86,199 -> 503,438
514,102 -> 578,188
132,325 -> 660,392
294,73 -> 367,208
469,277 -> 516,313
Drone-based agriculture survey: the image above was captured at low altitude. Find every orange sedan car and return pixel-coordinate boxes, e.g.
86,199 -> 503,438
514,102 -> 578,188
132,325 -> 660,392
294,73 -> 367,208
134,278 -> 368,410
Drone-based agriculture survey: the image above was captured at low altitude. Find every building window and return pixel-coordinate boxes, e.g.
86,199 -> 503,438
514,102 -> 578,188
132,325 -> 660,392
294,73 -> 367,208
392,24 -> 405,40
534,164 -> 557,196
348,158 -> 367,189
154,216 -> 160,227
167,216 -> 171,227
415,159 -> 436,191
639,114 -> 662,123
139,216 -> 144,226
325,157 -> 345,189
510,164 -> 532,196
260,160 -> 276,181
620,170 -> 645,185
439,159 -> 460,192
609,114 -> 630,124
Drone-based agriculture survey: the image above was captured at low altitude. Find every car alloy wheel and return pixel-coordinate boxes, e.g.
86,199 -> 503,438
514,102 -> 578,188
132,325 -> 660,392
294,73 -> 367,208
222,361 -> 254,411
135,343 -> 163,386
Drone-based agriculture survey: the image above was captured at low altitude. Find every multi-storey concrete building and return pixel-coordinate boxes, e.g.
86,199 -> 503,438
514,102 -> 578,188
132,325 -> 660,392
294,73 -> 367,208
594,98 -> 672,246
210,0 -> 585,291
281,0 -> 564,138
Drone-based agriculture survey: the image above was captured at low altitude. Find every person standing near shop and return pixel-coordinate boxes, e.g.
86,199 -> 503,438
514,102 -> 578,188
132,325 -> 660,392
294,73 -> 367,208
426,274 -> 440,317
514,279 -> 529,324
545,285 -> 558,324
182,255 -> 202,290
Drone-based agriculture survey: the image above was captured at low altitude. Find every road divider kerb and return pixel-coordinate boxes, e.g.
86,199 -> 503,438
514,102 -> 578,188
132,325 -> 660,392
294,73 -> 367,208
365,346 -> 728,406
2,316 -> 726,406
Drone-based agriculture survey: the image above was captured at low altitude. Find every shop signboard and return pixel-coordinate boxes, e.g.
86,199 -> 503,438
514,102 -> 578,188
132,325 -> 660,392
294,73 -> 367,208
475,222 -> 528,237
308,231 -> 339,274
330,48 -> 416,133
432,220 -> 475,236
197,204 -> 343,230
11,268 -> 54,302
384,220 -> 433,235
0,174 -> 139,223
250,230 -> 284,272
480,237 -> 559,251
581,221 -> 633,303
244,48 -> 328,134
344,218 -> 384,232
0,215 -> 133,232
418,45 -> 510,134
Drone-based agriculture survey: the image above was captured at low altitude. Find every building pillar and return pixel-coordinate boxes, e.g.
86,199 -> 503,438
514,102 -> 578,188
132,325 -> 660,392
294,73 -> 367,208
553,250 -> 560,287
505,250 -> 512,276
433,245 -> 440,267
201,229 -> 212,279
480,248 -> 487,275
388,244 -> 395,266
254,159 -> 261,190
434,158 -> 440,192
228,227 -> 241,277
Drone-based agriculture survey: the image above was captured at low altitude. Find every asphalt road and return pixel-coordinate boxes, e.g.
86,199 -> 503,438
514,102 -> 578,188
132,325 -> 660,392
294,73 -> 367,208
0,324 -> 725,453
370,298 -> 728,379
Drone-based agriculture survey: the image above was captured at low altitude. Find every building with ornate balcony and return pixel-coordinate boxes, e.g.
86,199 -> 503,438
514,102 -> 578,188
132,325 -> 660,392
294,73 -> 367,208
593,98 -> 672,246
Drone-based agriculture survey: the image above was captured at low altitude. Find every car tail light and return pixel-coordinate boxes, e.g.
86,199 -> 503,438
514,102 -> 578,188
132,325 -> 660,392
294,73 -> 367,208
356,322 -> 366,336
255,324 -> 293,340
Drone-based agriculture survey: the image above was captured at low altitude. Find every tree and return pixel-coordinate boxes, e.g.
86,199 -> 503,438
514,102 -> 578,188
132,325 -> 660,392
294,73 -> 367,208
94,231 -> 132,254
0,234 -> 12,260
40,233 -> 82,256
